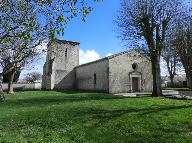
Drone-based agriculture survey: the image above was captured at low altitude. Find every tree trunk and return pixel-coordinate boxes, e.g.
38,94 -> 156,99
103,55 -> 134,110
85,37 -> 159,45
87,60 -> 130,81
0,74 -> 4,102
186,74 -> 192,90
151,55 -> 162,96
170,75 -> 174,87
8,71 -> 15,94
0,89 -> 4,102
0,81 -> 2,93
0,94 -> 4,102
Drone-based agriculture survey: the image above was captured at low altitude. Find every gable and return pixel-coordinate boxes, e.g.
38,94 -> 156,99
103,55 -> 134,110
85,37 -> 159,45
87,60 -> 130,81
108,49 -> 150,62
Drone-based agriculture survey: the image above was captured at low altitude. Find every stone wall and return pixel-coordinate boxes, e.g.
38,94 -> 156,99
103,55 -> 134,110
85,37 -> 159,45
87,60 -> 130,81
2,83 -> 42,90
108,50 -> 153,93
42,41 -> 153,94
75,59 -> 109,92
53,43 -> 79,85
54,69 -> 76,90
42,63 -> 47,89
42,40 -> 79,90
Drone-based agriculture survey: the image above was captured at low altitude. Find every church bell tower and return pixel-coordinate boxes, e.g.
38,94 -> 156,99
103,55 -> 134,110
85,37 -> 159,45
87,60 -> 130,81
42,39 -> 80,90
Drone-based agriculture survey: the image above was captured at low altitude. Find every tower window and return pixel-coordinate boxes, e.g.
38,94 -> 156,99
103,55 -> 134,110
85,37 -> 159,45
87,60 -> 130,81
65,48 -> 67,57
94,73 -> 97,85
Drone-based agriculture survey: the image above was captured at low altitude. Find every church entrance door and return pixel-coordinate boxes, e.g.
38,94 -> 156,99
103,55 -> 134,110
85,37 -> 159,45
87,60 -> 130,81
132,77 -> 139,92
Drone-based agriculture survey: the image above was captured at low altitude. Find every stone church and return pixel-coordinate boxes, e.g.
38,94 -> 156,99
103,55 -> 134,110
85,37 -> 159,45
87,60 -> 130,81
42,39 -> 153,93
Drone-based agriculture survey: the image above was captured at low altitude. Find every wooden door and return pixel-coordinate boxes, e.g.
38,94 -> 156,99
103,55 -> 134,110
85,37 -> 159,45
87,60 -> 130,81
132,77 -> 139,92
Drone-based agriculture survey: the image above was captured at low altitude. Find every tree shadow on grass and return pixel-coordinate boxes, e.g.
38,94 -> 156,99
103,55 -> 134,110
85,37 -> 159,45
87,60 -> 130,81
140,104 -> 192,116
2,90 -> 192,112
55,90 -> 109,94
2,93 -> 127,108
1,98 -> 192,143
1,90 -> 192,143
15,89 -> 109,95
2,104 -> 192,141
73,104 -> 192,121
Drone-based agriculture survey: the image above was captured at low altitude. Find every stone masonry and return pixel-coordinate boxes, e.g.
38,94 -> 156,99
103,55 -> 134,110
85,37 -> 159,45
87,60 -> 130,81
42,39 -> 79,90
42,39 -> 153,93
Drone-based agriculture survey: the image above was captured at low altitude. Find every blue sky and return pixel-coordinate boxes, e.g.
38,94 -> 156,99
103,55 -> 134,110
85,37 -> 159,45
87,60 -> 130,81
22,0 -> 189,78
22,0 -> 125,78
59,0 -> 124,57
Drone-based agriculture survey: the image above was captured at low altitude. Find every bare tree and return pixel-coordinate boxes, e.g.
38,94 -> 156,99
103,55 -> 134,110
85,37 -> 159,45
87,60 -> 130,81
25,72 -> 42,83
172,16 -> 192,89
0,0 -> 102,94
0,32 -> 45,94
162,43 -> 181,87
0,1 -> 49,94
115,0 -> 183,96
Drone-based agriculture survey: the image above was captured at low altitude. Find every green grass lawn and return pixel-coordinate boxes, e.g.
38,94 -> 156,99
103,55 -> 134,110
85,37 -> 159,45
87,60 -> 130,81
0,91 -> 192,143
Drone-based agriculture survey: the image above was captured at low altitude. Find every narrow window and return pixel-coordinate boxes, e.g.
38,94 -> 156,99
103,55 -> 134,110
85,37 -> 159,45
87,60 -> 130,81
94,73 -> 97,85
65,48 -> 67,57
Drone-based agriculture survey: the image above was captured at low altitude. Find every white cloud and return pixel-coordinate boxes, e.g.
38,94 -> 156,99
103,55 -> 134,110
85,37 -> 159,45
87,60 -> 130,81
106,53 -> 112,57
79,49 -> 100,65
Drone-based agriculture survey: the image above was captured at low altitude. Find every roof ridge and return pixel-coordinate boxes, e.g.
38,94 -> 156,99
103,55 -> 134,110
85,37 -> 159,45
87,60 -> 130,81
48,39 -> 80,47
76,49 -> 148,68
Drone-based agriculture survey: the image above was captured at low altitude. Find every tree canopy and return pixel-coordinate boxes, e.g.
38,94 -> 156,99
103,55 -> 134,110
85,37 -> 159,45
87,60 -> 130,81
0,0 -> 102,94
172,15 -> 192,89
115,0 -> 188,96
0,0 -> 102,41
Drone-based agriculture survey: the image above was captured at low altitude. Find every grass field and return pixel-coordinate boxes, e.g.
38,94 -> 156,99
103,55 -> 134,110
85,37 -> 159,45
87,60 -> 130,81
0,91 -> 192,143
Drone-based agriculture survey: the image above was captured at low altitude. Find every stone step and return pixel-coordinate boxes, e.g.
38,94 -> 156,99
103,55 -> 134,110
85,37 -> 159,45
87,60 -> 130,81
165,95 -> 192,100
162,90 -> 179,96
162,93 -> 180,96
162,90 -> 179,94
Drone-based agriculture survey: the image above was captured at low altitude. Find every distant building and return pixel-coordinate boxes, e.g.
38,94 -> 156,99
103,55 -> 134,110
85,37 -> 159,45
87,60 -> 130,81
42,39 -> 153,93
